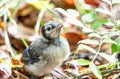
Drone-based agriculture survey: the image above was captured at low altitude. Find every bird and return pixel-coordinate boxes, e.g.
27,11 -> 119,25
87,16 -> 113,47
21,21 -> 70,77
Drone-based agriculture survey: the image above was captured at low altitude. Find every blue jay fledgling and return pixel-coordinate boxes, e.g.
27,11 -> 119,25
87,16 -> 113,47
21,21 -> 70,77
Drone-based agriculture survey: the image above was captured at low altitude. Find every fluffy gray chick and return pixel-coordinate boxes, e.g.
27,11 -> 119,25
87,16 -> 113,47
21,21 -> 70,76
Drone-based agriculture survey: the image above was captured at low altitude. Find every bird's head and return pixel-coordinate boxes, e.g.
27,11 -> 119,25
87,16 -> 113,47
41,21 -> 63,42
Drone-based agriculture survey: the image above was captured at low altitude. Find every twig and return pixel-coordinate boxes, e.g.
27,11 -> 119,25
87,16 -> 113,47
65,68 -> 120,78
13,70 -> 29,79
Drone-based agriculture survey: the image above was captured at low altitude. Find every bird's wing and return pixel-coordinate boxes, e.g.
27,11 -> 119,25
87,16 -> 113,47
22,37 -> 47,64
21,47 -> 31,64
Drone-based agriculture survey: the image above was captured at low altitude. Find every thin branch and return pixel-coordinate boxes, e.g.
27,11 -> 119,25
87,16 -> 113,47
92,38 -> 103,62
65,68 -> 120,78
109,0 -> 117,27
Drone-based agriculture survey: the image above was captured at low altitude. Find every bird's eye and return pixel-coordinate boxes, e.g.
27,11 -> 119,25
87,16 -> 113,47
47,27 -> 51,31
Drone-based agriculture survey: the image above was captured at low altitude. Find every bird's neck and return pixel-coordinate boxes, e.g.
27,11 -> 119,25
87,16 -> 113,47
42,36 -> 60,44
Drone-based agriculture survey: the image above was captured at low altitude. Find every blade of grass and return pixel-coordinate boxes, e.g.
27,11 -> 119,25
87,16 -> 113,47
34,3 -> 63,35
8,12 -> 29,48
0,58 -> 22,68
33,0 -> 54,35
89,62 -> 102,79
0,58 -> 12,67
45,6 -> 63,23
74,0 -> 88,14
12,0 -> 25,17
0,9 -> 4,17
34,7 -> 46,35
0,0 -> 8,7
3,13 -> 16,58
92,38 -> 103,62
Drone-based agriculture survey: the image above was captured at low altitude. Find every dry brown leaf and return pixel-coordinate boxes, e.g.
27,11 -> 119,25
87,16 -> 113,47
63,0 -> 75,7
13,70 -> 29,79
11,54 -> 24,67
0,21 -> 4,29
16,3 -> 39,27
51,0 -> 75,9
84,0 -> 101,7
62,32 -> 86,51
0,28 -> 4,45
7,23 -> 34,52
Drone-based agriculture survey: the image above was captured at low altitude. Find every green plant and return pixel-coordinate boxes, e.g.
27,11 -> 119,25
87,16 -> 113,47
0,0 -> 27,59
71,0 -> 120,78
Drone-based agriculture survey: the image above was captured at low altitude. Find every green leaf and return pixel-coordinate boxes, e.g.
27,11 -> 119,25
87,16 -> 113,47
111,44 -> 118,53
111,38 -> 120,54
82,11 -> 97,23
102,0 -> 120,4
27,0 -> 54,10
82,27 -> 93,34
114,38 -> 120,45
67,9 -> 79,16
106,63 -> 116,69
116,25 -> 120,30
70,59 -> 90,66
92,20 -> 108,30
116,61 -> 120,64
79,39 -> 99,45
89,62 -> 102,79
106,31 -> 119,38
102,0 -> 110,4
99,53 -> 114,62
77,44 -> 96,53
88,33 -> 101,38
102,38 -> 117,44
95,8 -> 111,15
74,0 -> 89,14
112,0 -> 120,4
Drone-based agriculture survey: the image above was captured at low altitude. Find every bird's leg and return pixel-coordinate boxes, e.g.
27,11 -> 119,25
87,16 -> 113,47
50,73 -> 56,79
30,74 -> 38,79
39,73 -> 57,79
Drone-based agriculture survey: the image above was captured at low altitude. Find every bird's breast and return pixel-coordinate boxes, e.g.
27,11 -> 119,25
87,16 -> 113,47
45,37 -> 70,63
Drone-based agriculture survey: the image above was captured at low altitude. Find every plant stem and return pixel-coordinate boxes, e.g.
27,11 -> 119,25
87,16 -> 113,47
3,12 -> 16,58
8,12 -> 29,48
92,38 -> 103,62
109,0 -> 117,27
35,7 -> 46,35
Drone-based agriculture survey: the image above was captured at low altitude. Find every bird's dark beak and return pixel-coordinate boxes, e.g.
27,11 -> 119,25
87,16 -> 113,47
55,24 -> 63,31
50,23 -> 63,39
